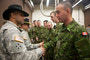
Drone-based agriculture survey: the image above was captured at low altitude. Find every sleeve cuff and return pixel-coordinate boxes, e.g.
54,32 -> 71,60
35,48 -> 43,58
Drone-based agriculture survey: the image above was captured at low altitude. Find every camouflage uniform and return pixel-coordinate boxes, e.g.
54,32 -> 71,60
44,20 -> 90,60
21,29 -> 40,50
54,23 -> 63,37
29,26 -> 38,43
0,21 -> 43,60
36,26 -> 49,43
44,28 -> 56,60
29,26 -> 49,44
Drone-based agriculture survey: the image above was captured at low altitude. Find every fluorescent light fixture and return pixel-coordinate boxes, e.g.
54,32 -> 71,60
46,0 -> 50,7
85,4 -> 90,10
72,0 -> 83,8
63,0 -> 66,1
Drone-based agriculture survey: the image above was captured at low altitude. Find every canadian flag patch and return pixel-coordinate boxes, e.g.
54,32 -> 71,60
82,32 -> 88,35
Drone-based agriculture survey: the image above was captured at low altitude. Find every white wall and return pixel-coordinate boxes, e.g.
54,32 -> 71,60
72,6 -> 84,25
32,5 -> 56,25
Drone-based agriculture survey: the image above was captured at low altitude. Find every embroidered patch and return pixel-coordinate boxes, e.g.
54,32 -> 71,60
82,32 -> 88,35
14,36 -> 24,43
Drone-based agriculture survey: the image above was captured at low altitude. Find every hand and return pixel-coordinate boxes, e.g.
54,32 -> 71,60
39,41 -> 44,47
42,53 -> 45,56
36,37 -> 39,41
40,46 -> 45,55
31,39 -> 34,43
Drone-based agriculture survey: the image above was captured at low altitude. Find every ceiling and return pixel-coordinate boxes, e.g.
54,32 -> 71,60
32,0 -> 77,5
32,0 -> 90,7
32,0 -> 55,5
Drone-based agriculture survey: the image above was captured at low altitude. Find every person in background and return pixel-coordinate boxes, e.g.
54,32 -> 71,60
28,20 -> 39,43
44,21 -> 55,60
43,20 -> 48,28
50,11 -> 62,35
86,24 -> 90,43
21,18 -> 44,51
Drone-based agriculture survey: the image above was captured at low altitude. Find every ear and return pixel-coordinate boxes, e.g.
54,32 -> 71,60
66,8 -> 71,14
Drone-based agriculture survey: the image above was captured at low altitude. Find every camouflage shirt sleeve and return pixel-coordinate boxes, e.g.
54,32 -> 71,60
74,26 -> 90,59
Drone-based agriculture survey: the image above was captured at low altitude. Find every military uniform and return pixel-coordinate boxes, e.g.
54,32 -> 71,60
44,20 -> 90,60
36,26 -> 49,43
54,23 -> 63,35
29,26 -> 49,44
44,28 -> 56,60
29,26 -> 39,43
0,21 -> 43,60
21,29 -> 40,50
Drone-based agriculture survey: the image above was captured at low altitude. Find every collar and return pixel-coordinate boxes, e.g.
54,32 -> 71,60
62,19 -> 76,32
7,21 -> 22,32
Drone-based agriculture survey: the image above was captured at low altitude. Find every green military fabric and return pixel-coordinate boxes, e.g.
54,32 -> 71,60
44,19 -> 90,60
54,20 -> 90,60
35,26 -> 49,43
44,23 -> 62,50
44,28 -> 56,60
54,23 -> 63,38
28,26 -> 38,43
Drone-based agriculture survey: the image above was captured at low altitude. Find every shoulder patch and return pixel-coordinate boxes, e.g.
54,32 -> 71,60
82,32 -> 88,35
14,35 -> 24,43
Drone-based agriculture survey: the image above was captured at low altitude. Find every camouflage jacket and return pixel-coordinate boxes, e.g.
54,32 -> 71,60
0,21 -> 43,60
54,23 -> 63,36
44,28 -> 56,60
36,26 -> 49,43
28,26 -> 38,43
44,20 -> 90,60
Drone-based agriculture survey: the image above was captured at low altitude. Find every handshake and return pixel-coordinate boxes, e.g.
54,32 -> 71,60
39,41 -> 45,56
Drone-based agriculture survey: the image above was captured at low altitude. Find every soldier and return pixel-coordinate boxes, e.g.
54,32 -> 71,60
44,22 -> 55,60
28,20 -> 39,43
0,4 -> 45,60
50,11 -> 63,34
43,20 -> 48,28
21,18 -> 44,50
50,11 -> 62,37
50,11 -> 59,24
44,1 -> 90,60
35,20 -> 49,44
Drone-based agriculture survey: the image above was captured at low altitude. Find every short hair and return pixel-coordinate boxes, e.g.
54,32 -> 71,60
43,20 -> 48,23
37,20 -> 40,21
59,1 -> 72,14
50,11 -> 56,16
33,20 -> 36,22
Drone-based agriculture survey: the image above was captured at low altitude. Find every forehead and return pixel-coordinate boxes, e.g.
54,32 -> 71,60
50,13 -> 54,16
44,22 -> 46,23
38,21 -> 41,23
13,11 -> 22,14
